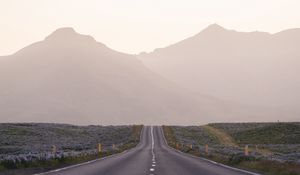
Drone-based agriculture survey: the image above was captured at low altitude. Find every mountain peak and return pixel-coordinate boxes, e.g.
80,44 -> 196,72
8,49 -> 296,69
53,27 -> 76,33
46,27 -> 76,38
45,27 -> 95,42
203,23 -> 226,32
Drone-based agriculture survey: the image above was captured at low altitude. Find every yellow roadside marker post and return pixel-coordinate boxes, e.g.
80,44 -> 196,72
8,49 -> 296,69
52,145 -> 57,158
245,145 -> 249,156
98,143 -> 102,156
112,144 -> 116,150
205,144 -> 209,155
98,143 -> 102,152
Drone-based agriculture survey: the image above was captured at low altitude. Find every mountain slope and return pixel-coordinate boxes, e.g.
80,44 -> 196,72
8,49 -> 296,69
140,24 -> 300,115
0,28 -> 224,125
0,27 -> 297,124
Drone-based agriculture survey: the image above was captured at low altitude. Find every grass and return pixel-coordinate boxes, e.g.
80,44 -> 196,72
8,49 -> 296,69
0,151 -> 117,175
0,124 -> 143,175
163,125 -> 300,175
209,122 -> 300,144
162,125 -> 177,147
202,125 -> 238,147
234,123 -> 300,144
239,160 -> 300,175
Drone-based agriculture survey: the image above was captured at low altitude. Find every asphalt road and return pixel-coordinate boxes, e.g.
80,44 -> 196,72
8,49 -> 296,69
38,126 -> 259,175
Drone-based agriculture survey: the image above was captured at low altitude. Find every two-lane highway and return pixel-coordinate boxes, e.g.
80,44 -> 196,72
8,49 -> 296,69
39,126 -> 258,175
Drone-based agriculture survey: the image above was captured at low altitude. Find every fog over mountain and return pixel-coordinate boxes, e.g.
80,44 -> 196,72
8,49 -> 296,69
140,24 -> 300,117
0,27 -> 298,125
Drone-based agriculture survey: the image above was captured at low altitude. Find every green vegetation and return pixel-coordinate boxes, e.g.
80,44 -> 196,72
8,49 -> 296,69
234,123 -> 300,144
162,125 -> 177,147
239,160 -> 300,175
202,125 -> 237,147
163,125 -> 220,146
0,142 -> 139,175
163,123 -> 300,175
0,124 -> 143,175
209,122 -> 300,144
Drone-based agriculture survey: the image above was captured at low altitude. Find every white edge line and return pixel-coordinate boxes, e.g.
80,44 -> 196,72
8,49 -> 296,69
35,126 -> 145,175
159,126 -> 261,175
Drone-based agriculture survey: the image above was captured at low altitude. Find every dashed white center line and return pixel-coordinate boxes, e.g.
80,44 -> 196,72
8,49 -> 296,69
151,126 -> 154,155
150,126 -> 156,174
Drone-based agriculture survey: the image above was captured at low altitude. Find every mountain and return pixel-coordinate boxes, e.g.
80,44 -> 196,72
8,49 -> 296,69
0,27 -> 297,125
0,27 -> 228,125
139,24 -> 300,116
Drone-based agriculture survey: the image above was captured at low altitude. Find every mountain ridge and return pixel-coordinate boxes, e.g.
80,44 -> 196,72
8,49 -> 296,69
145,24 -> 300,55
0,28 -> 220,125
0,26 -> 298,124
139,24 -> 300,116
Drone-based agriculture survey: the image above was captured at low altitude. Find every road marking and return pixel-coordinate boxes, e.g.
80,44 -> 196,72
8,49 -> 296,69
151,126 -> 154,156
150,126 -> 156,173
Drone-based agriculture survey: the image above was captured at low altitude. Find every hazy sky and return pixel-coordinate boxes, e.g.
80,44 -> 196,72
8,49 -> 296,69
0,0 -> 299,55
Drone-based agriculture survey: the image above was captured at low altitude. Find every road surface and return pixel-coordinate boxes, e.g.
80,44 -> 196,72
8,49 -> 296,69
38,126 -> 258,175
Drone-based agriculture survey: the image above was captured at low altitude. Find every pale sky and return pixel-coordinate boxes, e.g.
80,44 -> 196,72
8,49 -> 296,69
0,0 -> 299,55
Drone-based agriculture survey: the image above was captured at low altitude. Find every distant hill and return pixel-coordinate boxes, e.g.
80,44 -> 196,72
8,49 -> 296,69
140,24 -> 300,118
0,27 -> 297,124
0,28 -> 206,124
